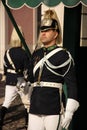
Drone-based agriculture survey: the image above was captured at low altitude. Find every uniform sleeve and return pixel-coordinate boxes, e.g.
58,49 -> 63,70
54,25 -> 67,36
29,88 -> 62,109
63,51 -> 78,101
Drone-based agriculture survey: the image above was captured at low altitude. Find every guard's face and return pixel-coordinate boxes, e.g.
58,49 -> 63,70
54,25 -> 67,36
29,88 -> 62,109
40,29 -> 58,47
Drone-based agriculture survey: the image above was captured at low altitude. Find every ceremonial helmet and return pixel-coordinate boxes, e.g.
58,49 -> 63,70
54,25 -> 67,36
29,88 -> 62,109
37,9 -> 62,48
40,18 -> 59,33
10,26 -> 23,47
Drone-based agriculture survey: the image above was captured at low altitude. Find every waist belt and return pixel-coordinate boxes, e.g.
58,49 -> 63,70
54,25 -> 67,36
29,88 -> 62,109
33,81 -> 62,89
7,69 -> 16,74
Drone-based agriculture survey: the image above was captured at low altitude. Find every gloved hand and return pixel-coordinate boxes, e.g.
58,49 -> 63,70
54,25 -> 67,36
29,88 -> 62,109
17,77 -> 27,92
61,111 -> 73,129
17,77 -> 31,93
20,82 -> 27,92
61,98 -> 79,129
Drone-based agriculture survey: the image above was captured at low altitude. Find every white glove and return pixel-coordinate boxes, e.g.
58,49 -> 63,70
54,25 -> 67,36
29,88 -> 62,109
20,82 -> 27,92
61,111 -> 73,129
17,77 -> 27,92
61,98 -> 79,129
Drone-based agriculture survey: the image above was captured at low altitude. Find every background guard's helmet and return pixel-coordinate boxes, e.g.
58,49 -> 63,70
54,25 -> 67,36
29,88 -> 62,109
10,26 -> 23,47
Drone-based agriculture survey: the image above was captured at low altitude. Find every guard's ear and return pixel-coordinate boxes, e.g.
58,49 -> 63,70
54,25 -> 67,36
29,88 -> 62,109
54,31 -> 58,39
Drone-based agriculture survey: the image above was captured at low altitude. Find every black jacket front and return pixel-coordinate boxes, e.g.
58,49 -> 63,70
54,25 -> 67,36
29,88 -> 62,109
29,46 -> 78,115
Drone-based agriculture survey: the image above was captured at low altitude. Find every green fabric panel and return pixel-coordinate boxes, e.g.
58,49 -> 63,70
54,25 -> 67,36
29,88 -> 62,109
63,83 -> 67,99
63,4 -> 81,58
62,4 -> 81,130
6,0 -> 87,8
6,0 -> 25,8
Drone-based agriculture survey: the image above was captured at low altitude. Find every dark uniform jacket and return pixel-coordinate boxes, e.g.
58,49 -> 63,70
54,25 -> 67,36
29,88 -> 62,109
4,47 -> 31,86
29,45 -> 78,115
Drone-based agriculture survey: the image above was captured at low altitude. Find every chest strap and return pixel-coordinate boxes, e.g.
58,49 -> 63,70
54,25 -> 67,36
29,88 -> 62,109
33,48 -> 63,75
7,69 -> 16,74
6,49 -> 16,70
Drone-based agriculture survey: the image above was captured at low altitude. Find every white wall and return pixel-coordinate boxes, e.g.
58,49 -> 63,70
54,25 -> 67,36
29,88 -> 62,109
0,2 -> 8,73
0,2 -> 6,73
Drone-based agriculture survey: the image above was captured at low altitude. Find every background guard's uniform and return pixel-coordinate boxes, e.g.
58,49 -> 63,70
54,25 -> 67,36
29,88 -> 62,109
4,47 -> 30,86
0,47 -> 31,129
